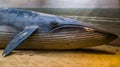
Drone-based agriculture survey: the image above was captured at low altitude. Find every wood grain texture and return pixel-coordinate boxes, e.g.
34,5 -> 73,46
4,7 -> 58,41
0,45 -> 120,67
0,9 -> 119,67
65,16 -> 120,46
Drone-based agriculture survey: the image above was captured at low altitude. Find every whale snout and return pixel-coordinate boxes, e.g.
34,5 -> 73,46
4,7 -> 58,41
95,29 -> 118,44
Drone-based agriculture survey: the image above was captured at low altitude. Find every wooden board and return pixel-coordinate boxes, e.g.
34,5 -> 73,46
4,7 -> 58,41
0,45 -> 120,67
0,9 -> 119,67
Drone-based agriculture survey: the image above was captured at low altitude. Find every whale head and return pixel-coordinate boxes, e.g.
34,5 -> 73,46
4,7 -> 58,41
42,16 -> 118,48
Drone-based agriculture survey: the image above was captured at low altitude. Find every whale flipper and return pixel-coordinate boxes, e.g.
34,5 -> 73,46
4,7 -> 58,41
2,26 -> 38,57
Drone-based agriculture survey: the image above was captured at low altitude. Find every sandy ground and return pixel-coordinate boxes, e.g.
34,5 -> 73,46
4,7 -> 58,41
0,45 -> 120,67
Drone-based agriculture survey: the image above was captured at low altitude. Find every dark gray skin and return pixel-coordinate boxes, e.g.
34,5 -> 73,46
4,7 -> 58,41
0,8 -> 118,57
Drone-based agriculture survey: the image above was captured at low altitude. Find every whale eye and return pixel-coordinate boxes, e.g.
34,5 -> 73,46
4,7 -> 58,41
83,27 -> 94,32
50,21 -> 59,28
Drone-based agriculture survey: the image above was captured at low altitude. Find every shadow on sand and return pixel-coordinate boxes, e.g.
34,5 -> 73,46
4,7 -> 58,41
7,48 -> 116,57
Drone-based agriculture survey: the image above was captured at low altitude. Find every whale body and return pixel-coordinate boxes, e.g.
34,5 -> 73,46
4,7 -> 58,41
0,8 -> 117,57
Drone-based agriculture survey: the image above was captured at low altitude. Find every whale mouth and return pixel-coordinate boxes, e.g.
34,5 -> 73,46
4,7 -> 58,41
51,24 -> 94,33
50,24 -> 118,46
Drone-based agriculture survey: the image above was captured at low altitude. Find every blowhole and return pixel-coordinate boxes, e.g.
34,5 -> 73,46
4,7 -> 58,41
50,21 -> 59,27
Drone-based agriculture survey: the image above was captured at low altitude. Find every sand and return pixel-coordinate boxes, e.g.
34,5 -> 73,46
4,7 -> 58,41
0,45 -> 120,67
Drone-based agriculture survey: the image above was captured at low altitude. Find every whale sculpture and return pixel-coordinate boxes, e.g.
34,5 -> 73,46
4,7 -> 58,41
0,8 -> 118,57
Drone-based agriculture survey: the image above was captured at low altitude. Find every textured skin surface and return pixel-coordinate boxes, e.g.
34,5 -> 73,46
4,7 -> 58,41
0,8 -> 118,49
0,8 -> 86,32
